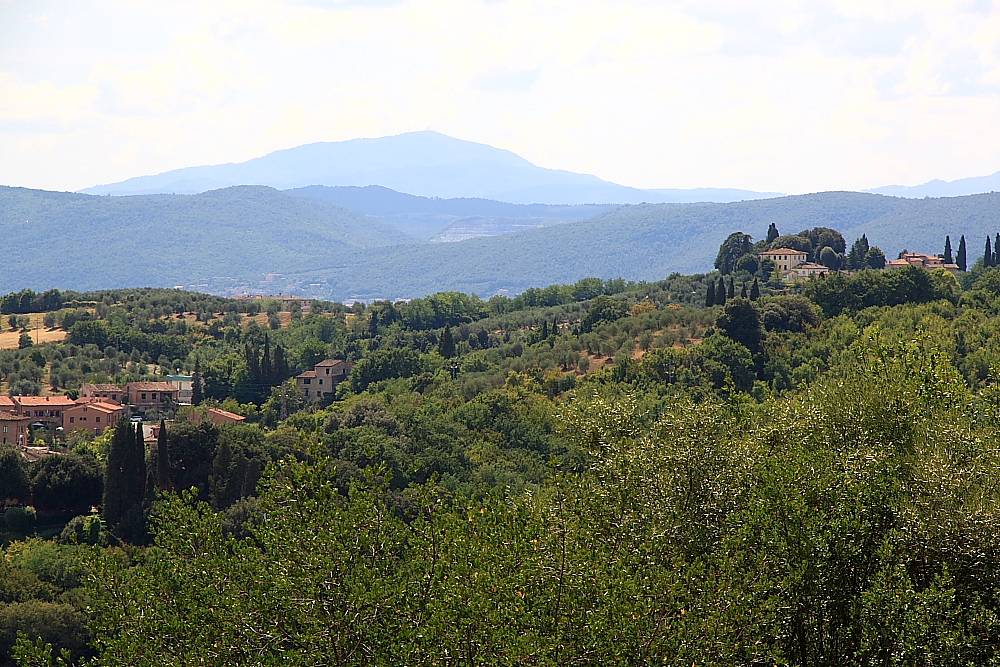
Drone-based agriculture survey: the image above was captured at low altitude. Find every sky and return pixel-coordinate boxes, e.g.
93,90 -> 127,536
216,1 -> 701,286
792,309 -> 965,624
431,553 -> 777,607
3,0 -> 1000,195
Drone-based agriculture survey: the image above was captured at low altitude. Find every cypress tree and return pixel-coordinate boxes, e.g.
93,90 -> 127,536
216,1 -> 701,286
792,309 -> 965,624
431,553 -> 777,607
716,278 -> 727,306
957,235 -> 967,271
156,420 -> 169,491
103,419 -> 145,529
943,235 -> 953,264
191,358 -> 203,406
995,234 -> 999,266
727,277 -> 735,300
750,278 -> 761,301
438,324 -> 456,358
706,280 -> 716,307
740,282 -> 748,299
766,222 -> 779,244
987,237 -> 994,268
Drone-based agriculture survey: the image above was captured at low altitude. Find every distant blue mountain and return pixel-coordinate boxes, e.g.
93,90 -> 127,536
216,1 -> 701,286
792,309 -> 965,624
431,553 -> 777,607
80,131 -> 782,205
868,171 -> 1000,198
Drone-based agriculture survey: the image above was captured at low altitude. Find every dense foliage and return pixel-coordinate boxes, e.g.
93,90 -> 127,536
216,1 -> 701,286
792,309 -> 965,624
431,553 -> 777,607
13,263 -> 1000,663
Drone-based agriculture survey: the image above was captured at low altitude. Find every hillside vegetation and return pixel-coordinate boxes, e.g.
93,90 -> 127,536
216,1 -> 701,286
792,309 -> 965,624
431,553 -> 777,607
0,185 -> 406,292
7,265 -> 1000,664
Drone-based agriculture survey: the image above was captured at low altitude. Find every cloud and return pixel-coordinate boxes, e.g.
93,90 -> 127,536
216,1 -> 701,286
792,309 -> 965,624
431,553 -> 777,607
2,0 -> 1000,194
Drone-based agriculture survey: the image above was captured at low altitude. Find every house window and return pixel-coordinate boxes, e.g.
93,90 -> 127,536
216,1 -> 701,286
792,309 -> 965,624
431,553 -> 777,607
70,417 -> 74,423
152,393 -> 157,399
304,379 -> 311,384
2,426 -> 7,433
141,393 -> 147,400
96,416 -> 101,423
319,379 -> 323,385
326,369 -> 330,375
304,390 -> 309,397
112,394 -> 117,400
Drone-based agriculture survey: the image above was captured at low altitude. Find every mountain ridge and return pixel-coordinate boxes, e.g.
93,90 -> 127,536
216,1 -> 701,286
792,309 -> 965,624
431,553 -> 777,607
79,131 -> 783,205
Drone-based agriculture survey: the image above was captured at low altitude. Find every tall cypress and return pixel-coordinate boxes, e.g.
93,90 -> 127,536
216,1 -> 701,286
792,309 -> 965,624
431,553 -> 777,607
438,324 -> 456,358
716,278 -> 727,306
766,222 -> 779,244
943,236 -> 953,264
103,419 -> 145,529
740,282 -> 748,299
706,280 -> 716,307
727,277 -> 735,300
987,237 -> 994,268
957,235 -> 967,271
995,234 -> 999,266
191,358 -> 203,406
750,278 -> 761,301
156,420 -> 169,491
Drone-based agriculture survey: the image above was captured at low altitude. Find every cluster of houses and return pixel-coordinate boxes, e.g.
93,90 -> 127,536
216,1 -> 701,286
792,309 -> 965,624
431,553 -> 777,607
6,358 -> 355,450
760,248 -> 960,282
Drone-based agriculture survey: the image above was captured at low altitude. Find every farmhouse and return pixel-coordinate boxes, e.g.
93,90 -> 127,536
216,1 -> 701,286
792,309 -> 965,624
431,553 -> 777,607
63,400 -> 126,435
126,382 -> 179,409
296,359 -> 354,399
760,248 -> 809,272
886,253 -> 961,274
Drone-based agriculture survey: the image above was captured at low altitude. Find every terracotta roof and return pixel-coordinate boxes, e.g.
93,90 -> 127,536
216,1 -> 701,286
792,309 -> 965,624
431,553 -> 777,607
67,402 -> 123,414
21,447 -> 52,463
0,397 -> 15,408
795,262 -> 829,270
0,410 -> 31,421
82,383 -> 122,392
315,359 -> 349,367
207,407 -> 245,421
761,248 -> 808,255
127,382 -> 178,392
13,395 -> 76,407
297,370 -> 317,378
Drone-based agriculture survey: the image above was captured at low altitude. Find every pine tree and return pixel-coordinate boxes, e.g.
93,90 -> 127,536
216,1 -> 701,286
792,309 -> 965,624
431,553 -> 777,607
766,222 -> 779,244
706,281 -> 716,307
438,324 -> 455,358
943,235 -> 953,264
156,420 -> 169,491
716,278 -> 727,306
740,282 -> 748,299
727,277 -> 735,300
750,278 -> 761,301
191,358 -> 203,406
987,237 -> 994,268
957,235 -> 967,271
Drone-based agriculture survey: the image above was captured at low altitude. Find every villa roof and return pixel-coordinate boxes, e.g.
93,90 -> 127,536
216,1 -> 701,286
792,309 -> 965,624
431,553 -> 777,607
761,248 -> 808,255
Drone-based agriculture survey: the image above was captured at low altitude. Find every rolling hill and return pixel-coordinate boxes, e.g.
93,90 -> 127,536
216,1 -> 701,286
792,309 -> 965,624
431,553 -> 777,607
278,191 -> 1000,300
0,185 -> 407,293
6,186 -> 1000,300
79,131 -> 781,205
285,185 -> 613,240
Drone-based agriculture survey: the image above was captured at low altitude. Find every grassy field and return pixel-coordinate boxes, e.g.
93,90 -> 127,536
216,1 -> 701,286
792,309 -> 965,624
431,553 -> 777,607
0,313 -> 67,350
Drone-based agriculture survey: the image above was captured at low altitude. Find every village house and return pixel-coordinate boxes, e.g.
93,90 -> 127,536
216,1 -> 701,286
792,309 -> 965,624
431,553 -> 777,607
296,359 -> 354,399
189,407 -> 245,425
11,395 -> 77,426
784,262 -> 831,281
166,374 -> 194,403
80,383 -> 124,403
63,400 -> 126,435
760,248 -> 809,272
886,253 -> 961,274
126,382 -> 180,409
0,411 -> 32,446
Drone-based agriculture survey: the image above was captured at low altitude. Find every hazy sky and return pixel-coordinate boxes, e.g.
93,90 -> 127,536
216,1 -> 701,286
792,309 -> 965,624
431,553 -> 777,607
3,0 -> 1000,194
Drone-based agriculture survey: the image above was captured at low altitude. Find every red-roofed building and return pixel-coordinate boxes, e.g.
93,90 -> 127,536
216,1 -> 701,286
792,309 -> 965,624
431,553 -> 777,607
760,248 -> 809,272
80,383 -> 124,403
11,395 -> 76,425
126,382 -> 179,409
0,411 -> 31,446
296,359 -> 354,399
63,401 -> 126,435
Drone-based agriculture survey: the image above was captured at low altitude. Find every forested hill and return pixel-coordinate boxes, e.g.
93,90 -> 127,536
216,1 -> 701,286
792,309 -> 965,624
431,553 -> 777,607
293,190 -> 1000,299
5,186 -> 1000,298
0,185 -> 407,292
